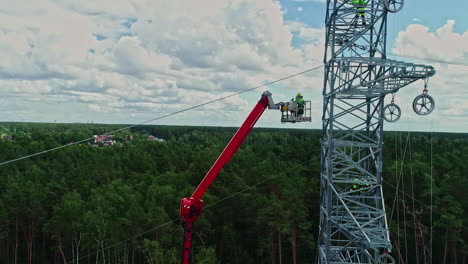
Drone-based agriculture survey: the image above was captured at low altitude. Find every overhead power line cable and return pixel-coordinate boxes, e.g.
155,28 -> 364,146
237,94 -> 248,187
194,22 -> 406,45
2,52 -> 465,167
0,65 -> 323,167
65,160 -> 310,264
63,157 -> 468,263
383,180 -> 468,231
389,52 -> 468,67
64,217 -> 182,264
429,115 -> 434,264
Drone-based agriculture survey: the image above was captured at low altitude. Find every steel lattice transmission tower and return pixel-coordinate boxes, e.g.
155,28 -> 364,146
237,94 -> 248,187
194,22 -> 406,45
318,0 -> 435,263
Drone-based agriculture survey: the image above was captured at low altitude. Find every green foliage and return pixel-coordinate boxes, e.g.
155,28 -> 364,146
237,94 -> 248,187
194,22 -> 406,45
0,123 -> 466,263
195,247 -> 217,264
382,132 -> 468,263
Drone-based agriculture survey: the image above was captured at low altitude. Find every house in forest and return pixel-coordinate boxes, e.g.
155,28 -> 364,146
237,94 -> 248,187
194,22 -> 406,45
147,135 -> 165,142
1,135 -> 14,141
93,135 -> 116,147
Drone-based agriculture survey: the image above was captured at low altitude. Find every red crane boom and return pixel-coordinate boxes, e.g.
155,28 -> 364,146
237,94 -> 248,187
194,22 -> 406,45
179,91 -> 311,263
179,93 -> 269,264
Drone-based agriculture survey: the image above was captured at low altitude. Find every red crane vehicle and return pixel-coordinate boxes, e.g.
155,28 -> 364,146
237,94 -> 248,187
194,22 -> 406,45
179,91 -> 311,264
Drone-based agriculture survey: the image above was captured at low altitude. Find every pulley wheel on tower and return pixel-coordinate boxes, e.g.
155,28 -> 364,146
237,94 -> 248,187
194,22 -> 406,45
383,103 -> 401,122
376,253 -> 396,264
413,93 -> 435,115
384,0 -> 404,13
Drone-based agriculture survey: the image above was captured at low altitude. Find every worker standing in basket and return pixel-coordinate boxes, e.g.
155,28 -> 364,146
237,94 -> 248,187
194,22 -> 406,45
295,93 -> 305,117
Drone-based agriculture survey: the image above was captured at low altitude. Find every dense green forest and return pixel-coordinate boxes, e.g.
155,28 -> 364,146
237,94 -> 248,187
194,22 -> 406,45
0,122 -> 466,263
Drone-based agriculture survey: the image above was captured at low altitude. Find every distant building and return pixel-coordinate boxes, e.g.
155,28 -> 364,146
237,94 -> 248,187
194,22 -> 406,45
147,135 -> 165,142
93,135 -> 116,147
1,135 -> 14,141
127,135 -> 133,141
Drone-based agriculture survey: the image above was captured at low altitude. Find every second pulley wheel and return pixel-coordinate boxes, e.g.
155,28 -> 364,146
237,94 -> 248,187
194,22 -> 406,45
384,0 -> 404,13
413,93 -> 435,115
376,253 -> 396,264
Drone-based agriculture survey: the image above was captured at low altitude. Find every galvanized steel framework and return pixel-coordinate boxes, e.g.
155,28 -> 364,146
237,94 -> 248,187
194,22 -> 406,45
318,0 -> 435,263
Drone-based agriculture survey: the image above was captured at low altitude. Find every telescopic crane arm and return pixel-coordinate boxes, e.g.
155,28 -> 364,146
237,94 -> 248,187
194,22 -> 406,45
179,91 -> 306,264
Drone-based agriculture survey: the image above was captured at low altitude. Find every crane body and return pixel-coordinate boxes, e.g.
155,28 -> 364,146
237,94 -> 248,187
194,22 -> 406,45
179,91 -> 310,264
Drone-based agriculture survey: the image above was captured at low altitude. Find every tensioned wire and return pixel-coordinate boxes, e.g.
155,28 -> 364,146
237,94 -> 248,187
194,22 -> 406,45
63,156 -> 466,264
384,90 -> 461,262
383,116 -> 465,234
386,85 -> 412,263
429,108 -> 434,264
408,128 -> 421,262
388,117 -> 413,225
1,45 -> 464,258
389,53 -> 468,68
401,131 -> 409,263
53,86 -> 465,263
1,52 -> 466,167
64,159 -> 310,264
383,179 -> 468,232
2,9 -> 465,261
0,65 -> 323,167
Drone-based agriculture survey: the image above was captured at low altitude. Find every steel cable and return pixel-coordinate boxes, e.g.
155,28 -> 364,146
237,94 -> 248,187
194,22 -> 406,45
0,65 -> 323,166
64,160 -> 310,263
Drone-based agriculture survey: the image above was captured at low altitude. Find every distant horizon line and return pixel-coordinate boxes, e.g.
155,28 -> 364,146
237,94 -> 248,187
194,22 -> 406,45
0,120 -> 466,135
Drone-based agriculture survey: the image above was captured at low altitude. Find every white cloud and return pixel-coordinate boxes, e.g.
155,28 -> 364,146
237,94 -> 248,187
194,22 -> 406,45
88,104 -> 104,112
391,20 -> 468,130
3,1 -> 464,133
393,20 -> 468,62
0,0 -> 326,127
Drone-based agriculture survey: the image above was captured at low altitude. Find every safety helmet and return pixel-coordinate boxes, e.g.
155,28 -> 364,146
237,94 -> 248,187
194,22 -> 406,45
297,92 -> 302,97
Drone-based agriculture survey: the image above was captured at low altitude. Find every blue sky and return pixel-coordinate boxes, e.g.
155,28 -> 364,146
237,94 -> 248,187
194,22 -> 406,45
280,0 -> 468,30
0,0 -> 467,132
280,0 -> 468,47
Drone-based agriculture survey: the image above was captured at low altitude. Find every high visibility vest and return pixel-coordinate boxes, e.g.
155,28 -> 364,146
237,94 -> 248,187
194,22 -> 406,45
350,0 -> 367,12
352,179 -> 359,190
296,96 -> 304,106
352,179 -> 370,191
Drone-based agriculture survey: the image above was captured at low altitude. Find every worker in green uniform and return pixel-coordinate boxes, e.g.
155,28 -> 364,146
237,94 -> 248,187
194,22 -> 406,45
295,93 -> 305,117
352,178 -> 370,195
350,0 -> 367,26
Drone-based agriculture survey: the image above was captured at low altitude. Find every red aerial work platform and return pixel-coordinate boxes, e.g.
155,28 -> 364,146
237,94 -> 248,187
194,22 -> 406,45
179,91 -> 311,264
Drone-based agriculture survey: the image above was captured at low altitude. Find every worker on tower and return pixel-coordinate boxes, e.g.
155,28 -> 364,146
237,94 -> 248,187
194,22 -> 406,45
352,178 -> 370,195
295,93 -> 305,117
350,0 -> 367,26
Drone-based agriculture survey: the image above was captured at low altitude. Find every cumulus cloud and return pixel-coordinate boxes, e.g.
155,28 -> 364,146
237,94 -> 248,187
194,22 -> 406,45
391,20 -> 468,129
0,0 -> 325,126
393,20 -> 468,62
